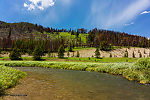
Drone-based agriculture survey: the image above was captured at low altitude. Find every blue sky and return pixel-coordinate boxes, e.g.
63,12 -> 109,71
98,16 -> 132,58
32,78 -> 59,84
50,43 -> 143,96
0,0 -> 150,38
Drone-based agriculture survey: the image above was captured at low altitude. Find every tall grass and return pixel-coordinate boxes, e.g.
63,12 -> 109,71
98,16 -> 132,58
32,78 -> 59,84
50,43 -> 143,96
0,65 -> 26,93
0,58 -> 150,84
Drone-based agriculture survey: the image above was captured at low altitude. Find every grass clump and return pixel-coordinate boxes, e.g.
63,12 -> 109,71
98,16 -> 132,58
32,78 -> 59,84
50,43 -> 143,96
135,58 -> 150,69
0,65 -> 26,93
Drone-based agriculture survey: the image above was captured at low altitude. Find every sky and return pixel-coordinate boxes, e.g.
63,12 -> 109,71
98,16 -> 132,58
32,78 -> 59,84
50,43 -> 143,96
0,0 -> 150,38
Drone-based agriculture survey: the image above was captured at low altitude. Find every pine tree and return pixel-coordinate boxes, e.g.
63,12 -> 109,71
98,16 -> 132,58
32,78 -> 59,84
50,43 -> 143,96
9,47 -> 22,60
58,45 -> 65,58
68,43 -> 73,52
124,51 -> 128,58
138,50 -> 140,53
72,52 -> 74,57
48,50 -> 52,57
139,52 -> 142,58
132,51 -> 135,58
110,53 -> 112,58
33,45 -> 45,60
76,31 -> 79,38
95,48 -> 100,58
76,51 -> 80,57
144,49 -> 146,54
67,51 -> 70,57
71,30 -> 74,35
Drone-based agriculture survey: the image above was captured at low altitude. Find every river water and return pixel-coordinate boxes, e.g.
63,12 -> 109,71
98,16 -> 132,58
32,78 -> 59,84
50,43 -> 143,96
2,67 -> 150,100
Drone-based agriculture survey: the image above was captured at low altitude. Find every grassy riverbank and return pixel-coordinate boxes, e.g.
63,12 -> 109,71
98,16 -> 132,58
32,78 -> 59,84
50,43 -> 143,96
0,58 -> 149,84
0,65 -> 26,94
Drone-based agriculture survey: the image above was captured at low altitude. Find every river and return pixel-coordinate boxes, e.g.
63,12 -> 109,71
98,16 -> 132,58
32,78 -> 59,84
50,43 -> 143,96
2,67 -> 150,100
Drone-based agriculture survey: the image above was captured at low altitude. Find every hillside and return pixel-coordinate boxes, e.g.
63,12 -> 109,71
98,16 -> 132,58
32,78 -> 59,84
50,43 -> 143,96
0,21 -> 149,52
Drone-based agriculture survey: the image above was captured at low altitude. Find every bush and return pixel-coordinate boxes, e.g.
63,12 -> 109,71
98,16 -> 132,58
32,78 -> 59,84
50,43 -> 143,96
9,47 -> 22,60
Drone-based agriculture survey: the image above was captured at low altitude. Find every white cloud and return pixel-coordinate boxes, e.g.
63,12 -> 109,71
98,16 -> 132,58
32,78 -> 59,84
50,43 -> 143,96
87,0 -> 150,29
24,0 -> 55,10
124,22 -> 134,26
141,11 -> 150,14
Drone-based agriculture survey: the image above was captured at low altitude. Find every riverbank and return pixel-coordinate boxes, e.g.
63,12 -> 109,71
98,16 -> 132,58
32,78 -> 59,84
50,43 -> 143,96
0,65 -> 26,94
0,58 -> 149,84
3,67 -> 150,100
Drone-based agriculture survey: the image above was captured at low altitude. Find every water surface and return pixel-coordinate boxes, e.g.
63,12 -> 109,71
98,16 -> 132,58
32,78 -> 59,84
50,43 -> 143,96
3,67 -> 150,100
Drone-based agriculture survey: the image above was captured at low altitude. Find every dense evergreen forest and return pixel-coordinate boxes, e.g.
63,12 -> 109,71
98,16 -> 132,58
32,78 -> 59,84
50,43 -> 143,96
0,21 -> 149,53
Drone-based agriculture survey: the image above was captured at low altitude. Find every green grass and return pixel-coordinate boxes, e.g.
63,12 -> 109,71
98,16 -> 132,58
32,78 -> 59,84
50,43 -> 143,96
0,55 -> 139,63
48,32 -> 87,43
67,57 -> 138,63
0,65 -> 26,93
0,58 -> 149,84
0,56 -> 139,63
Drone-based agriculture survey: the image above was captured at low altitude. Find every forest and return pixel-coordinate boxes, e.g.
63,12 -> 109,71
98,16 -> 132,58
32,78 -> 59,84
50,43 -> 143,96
0,21 -> 149,54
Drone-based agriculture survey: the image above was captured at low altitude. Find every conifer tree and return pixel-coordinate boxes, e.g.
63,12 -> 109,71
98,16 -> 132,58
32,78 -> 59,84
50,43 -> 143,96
95,48 -> 100,58
68,43 -> 73,52
9,47 -> 22,60
58,45 -> 65,58
132,51 -> 135,58
76,51 -> 80,57
72,52 -> 74,57
33,45 -> 45,60
124,51 -> 128,58
110,53 -> 112,58
67,51 -> 70,57
48,50 -> 52,57
76,31 -> 79,38
144,49 -> 146,54
139,52 -> 142,58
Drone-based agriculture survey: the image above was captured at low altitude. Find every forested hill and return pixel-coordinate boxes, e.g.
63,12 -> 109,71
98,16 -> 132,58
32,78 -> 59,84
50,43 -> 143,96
0,21 -> 60,39
0,21 -> 149,51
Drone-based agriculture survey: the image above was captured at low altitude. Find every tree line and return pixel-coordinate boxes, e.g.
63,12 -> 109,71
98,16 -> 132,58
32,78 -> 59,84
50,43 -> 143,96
87,28 -> 150,48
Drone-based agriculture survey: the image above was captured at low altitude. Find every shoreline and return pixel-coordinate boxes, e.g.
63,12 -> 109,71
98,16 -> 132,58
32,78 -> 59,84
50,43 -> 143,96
0,58 -> 149,84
